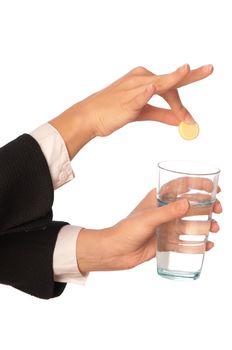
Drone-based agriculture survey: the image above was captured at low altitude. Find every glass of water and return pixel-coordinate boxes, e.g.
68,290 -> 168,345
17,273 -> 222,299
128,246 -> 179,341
156,160 -> 220,281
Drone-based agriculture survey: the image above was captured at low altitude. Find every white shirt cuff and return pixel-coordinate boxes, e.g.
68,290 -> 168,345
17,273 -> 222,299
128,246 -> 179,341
53,225 -> 89,284
29,122 -> 75,190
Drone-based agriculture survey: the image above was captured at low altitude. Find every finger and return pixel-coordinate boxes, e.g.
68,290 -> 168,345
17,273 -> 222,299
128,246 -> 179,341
137,105 -> 180,126
179,220 -> 211,235
126,83 -> 156,111
160,240 -> 206,254
159,219 -> 210,236
144,198 -> 189,228
178,241 -> 206,254
187,203 -> 213,217
127,64 -> 213,88
126,65 -> 190,96
161,89 -> 195,123
152,64 -> 190,94
206,241 -> 214,251
159,218 -> 219,237
180,193 -> 212,202
159,177 -> 214,199
213,199 -> 223,213
179,193 -> 214,217
124,64 -> 213,91
176,64 -> 214,88
210,219 -> 220,232
129,188 -> 157,215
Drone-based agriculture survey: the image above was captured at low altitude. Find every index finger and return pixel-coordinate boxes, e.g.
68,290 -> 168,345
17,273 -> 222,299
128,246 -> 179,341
161,89 -> 195,123
153,64 -> 190,94
176,64 -> 214,88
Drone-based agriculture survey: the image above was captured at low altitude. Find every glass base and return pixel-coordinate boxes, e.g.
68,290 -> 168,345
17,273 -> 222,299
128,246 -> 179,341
157,268 -> 201,281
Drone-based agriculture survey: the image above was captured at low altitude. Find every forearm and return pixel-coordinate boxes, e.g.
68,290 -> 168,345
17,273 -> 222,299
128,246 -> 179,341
48,102 -> 95,161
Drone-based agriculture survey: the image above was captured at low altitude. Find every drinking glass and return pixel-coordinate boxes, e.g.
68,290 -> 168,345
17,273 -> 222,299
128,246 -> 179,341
156,160 -> 220,280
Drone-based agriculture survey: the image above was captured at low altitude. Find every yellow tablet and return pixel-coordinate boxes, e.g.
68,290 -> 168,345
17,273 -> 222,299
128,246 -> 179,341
179,122 -> 199,140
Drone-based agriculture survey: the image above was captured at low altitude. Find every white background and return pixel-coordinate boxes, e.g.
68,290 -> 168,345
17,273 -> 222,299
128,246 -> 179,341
0,1 -> 231,349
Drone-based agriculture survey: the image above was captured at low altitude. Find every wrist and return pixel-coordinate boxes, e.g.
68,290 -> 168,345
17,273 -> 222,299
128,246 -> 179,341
70,101 -> 96,140
76,227 -> 113,274
48,102 -> 96,161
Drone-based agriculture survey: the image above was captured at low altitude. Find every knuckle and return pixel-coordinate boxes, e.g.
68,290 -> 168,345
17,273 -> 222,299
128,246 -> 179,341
127,76 -> 137,86
125,75 -> 141,88
131,66 -> 146,75
172,200 -> 188,216
153,78 -> 164,93
176,104 -> 189,118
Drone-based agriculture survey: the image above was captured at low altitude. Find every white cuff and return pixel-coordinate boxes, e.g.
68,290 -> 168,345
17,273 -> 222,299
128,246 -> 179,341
53,224 -> 89,284
29,122 -> 75,190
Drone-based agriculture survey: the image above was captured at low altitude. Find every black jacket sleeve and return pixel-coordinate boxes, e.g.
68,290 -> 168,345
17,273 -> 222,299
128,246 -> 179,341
0,220 -> 69,299
0,133 -> 69,299
0,133 -> 54,234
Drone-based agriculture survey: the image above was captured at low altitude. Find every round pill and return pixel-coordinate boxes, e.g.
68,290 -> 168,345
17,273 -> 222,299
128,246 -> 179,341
178,122 -> 199,140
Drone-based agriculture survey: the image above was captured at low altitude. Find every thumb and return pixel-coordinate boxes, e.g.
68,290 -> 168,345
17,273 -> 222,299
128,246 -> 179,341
144,199 -> 189,228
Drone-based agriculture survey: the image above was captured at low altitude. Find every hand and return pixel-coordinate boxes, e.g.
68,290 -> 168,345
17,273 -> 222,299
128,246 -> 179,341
48,64 -> 213,160
157,176 -> 221,254
76,187 -> 222,275
76,64 -> 213,137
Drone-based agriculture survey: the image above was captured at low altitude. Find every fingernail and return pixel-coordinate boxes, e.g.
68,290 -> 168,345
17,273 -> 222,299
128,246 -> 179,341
218,203 -> 223,212
215,223 -> 220,231
203,64 -> 213,73
184,113 -> 195,124
179,64 -> 189,72
211,219 -> 220,230
207,242 -> 214,251
215,199 -> 223,212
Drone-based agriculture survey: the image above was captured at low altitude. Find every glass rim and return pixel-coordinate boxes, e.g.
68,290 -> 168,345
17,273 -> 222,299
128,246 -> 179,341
157,160 -> 221,176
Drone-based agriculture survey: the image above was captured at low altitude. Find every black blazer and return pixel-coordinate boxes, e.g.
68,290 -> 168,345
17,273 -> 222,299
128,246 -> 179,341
0,133 -> 69,299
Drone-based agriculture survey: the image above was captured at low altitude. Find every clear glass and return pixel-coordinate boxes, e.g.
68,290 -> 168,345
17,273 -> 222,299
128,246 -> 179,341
156,160 -> 220,281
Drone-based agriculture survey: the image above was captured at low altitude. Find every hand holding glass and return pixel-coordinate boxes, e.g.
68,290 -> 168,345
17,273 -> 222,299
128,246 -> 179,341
156,161 -> 220,280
